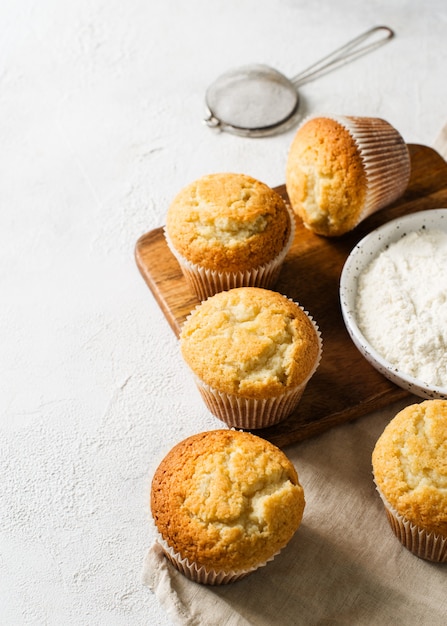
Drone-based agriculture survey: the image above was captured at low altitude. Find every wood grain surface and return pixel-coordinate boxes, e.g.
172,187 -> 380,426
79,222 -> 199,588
135,144 -> 447,447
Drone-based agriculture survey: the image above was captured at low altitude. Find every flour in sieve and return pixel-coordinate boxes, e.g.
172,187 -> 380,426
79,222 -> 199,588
355,228 -> 447,387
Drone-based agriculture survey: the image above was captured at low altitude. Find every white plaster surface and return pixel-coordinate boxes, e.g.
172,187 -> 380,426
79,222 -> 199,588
1,1 -> 446,624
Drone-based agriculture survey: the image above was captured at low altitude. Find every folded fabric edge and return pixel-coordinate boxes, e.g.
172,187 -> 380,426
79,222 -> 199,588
141,542 -> 253,626
142,542 -> 193,626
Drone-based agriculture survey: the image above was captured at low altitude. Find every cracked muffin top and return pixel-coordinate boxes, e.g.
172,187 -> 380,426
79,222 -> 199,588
165,173 -> 292,272
151,429 -> 305,572
179,287 -> 321,399
372,399 -> 447,536
286,117 -> 367,236
285,116 -> 410,237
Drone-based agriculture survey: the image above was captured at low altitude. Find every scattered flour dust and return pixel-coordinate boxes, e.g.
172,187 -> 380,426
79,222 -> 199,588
356,228 -> 447,387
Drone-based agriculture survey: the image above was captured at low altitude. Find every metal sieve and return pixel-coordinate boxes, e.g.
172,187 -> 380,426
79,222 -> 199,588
204,26 -> 394,137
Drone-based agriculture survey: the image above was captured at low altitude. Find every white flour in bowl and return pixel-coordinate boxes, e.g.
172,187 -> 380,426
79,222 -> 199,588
355,228 -> 447,387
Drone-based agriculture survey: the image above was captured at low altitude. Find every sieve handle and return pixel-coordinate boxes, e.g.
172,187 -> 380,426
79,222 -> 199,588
291,26 -> 394,88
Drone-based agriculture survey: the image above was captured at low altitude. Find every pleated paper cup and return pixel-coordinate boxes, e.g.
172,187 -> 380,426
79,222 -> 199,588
375,484 -> 447,563
332,115 -> 411,225
164,205 -> 295,301
154,532 -> 278,585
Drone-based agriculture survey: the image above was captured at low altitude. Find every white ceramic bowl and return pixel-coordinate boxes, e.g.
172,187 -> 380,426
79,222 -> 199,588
339,208 -> 447,400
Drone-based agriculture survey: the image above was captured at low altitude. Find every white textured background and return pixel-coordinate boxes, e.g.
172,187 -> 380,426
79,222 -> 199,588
1,1 -> 446,624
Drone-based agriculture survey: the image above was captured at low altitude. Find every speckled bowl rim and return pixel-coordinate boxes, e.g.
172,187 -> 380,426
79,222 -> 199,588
339,208 -> 447,400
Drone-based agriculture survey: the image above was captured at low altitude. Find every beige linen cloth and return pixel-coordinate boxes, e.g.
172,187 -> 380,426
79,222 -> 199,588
142,127 -> 447,626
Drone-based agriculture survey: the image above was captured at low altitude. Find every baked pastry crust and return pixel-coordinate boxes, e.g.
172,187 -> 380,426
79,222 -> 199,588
286,117 -> 367,236
372,399 -> 447,536
180,287 -> 321,399
166,173 -> 291,271
151,430 -> 305,572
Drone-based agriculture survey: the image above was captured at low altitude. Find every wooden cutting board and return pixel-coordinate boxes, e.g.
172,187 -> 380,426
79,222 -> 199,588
135,144 -> 447,447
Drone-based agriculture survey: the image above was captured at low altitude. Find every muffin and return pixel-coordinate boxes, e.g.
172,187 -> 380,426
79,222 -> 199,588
285,115 -> 411,236
179,287 -> 322,429
165,172 -> 294,300
150,429 -> 306,584
372,399 -> 447,562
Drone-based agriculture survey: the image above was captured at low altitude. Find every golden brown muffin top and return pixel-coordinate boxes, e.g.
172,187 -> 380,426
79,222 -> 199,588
285,117 -> 367,236
151,430 -> 305,572
372,399 -> 447,536
165,173 -> 291,271
180,287 -> 321,399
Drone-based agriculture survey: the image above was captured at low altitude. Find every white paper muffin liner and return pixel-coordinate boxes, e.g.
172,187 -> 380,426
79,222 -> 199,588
374,483 -> 447,563
186,304 -> 322,429
153,530 -> 278,585
164,205 -> 295,301
330,115 -> 411,224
